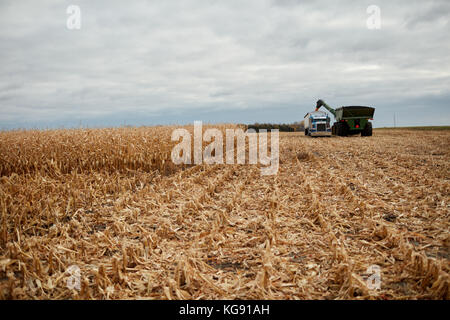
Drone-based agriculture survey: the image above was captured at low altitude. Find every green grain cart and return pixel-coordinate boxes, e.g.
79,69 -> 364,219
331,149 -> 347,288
315,99 -> 375,136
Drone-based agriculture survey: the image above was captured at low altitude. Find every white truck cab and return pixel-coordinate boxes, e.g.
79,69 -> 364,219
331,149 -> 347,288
302,111 -> 331,137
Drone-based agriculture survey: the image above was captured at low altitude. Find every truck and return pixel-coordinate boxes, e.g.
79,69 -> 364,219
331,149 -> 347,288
315,99 -> 375,136
301,110 -> 332,137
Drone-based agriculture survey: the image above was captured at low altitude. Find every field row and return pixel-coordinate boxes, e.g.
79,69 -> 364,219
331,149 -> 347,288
0,128 -> 449,299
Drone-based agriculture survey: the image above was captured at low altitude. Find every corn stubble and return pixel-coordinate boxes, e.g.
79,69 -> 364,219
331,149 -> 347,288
0,127 -> 449,299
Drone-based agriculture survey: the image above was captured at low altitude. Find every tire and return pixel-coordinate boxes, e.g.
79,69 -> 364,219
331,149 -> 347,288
305,129 -> 309,136
361,122 -> 373,136
332,124 -> 336,135
337,122 -> 348,136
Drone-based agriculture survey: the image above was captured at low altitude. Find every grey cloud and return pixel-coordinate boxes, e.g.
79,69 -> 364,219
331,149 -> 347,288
405,1 -> 450,29
0,0 -> 449,129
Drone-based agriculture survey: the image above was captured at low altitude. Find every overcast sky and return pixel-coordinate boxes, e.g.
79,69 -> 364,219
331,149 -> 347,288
0,0 -> 449,129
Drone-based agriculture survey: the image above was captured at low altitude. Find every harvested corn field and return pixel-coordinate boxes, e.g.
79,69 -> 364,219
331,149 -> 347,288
0,127 -> 449,299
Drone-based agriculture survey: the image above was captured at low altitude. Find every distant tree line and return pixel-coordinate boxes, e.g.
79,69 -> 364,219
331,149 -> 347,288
244,122 -> 304,132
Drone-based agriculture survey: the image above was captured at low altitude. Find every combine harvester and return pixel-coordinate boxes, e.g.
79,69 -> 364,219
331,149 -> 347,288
315,99 -> 375,136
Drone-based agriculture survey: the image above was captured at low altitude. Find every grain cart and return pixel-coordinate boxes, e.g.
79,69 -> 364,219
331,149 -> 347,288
315,99 -> 375,136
